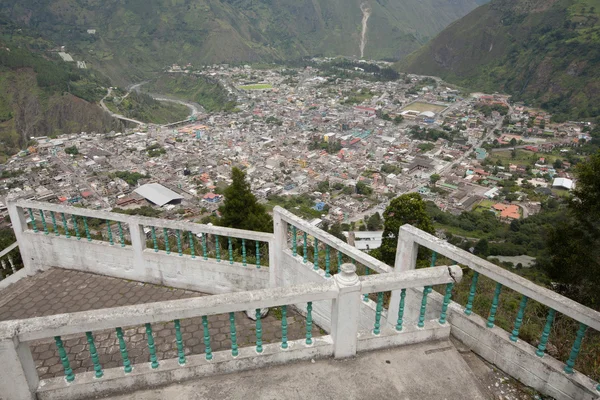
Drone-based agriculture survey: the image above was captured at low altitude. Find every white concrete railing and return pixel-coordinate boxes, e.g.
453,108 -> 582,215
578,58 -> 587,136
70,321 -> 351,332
0,241 -> 24,291
0,263 -> 461,400
7,200 -> 275,293
394,225 -> 600,400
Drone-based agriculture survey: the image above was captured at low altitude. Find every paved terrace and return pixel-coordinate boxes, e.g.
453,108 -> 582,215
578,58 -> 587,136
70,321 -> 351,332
0,269 -> 314,380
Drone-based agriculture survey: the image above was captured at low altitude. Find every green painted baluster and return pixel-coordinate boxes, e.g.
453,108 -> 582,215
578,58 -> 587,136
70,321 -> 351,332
174,319 -> 186,365
28,208 -> 38,232
596,383 -> 599,392
363,266 -> 370,302
486,283 -> 503,328
215,235 -> 221,261
72,215 -> 80,240
510,296 -> 529,342
255,241 -> 260,268
163,228 -> 170,254
86,332 -> 103,378
118,222 -> 125,247
40,210 -> 49,235
305,302 -> 313,345
325,245 -> 331,277
229,312 -> 239,357
176,229 -> 183,256
255,309 -> 263,353
564,323 -> 587,374
228,237 -> 233,264
145,323 -> 159,368
373,292 -> 384,335
115,327 -> 132,373
396,288 -> 407,331
50,211 -> 59,236
189,232 -> 196,258
313,238 -> 319,271
281,305 -> 288,349
426,251 -> 437,294
418,286 -> 430,328
291,226 -> 297,257
83,216 -> 91,241
54,336 -> 75,382
242,238 -> 247,266
337,251 -> 343,273
536,309 -> 556,357
106,220 -> 114,245
202,316 -> 213,360
151,226 -> 159,252
464,272 -> 479,315
439,283 -> 454,324
303,232 -> 308,263
61,213 -> 70,238
202,233 -> 208,260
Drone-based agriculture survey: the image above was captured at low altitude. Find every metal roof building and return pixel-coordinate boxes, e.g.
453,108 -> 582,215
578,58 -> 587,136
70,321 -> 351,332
134,183 -> 184,207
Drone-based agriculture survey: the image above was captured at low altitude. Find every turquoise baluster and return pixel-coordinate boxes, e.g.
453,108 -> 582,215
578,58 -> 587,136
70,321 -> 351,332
337,250 -> 343,273
174,319 -> 186,365
106,220 -> 114,245
281,305 -> 288,349
202,233 -> 208,260
373,292 -> 384,335
163,228 -> 170,254
50,211 -> 59,236
255,309 -> 263,353
427,251 -> 437,294
306,302 -> 313,345
28,208 -> 38,232
439,283 -> 454,324
396,288 -> 407,331
189,232 -> 196,258
151,226 -> 159,252
72,215 -> 81,240
364,266 -> 370,302
536,309 -> 556,357
118,222 -> 125,247
596,383 -> 599,392
325,245 -> 331,277
145,323 -> 159,368
83,216 -> 91,241
202,316 -> 213,360
242,238 -> 247,266
61,213 -> 70,238
228,237 -> 233,264
86,332 -> 103,378
255,241 -> 260,268
418,286 -> 429,328
510,296 -> 529,342
40,210 -> 49,235
486,283 -> 503,328
215,235 -> 221,262
54,336 -> 75,382
564,323 -> 587,374
230,312 -> 239,357
313,238 -> 319,271
292,226 -> 297,256
464,272 -> 479,315
116,327 -> 132,373
303,232 -> 308,263
176,229 -> 183,256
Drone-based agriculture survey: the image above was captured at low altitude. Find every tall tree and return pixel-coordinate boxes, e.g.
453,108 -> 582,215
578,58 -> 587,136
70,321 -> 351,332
375,193 -> 435,265
218,167 -> 272,233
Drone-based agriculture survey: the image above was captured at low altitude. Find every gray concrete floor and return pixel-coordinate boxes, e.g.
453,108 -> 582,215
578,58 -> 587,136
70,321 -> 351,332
101,340 -> 492,400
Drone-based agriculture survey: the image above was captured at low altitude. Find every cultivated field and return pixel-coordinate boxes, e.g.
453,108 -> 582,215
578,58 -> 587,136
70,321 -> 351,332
238,83 -> 273,90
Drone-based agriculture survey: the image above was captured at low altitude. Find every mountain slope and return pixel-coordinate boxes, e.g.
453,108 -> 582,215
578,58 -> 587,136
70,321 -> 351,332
398,0 -> 600,121
0,0 -> 487,84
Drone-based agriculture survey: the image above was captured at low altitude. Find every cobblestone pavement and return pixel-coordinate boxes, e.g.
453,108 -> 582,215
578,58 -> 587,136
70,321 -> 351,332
0,269 -> 319,380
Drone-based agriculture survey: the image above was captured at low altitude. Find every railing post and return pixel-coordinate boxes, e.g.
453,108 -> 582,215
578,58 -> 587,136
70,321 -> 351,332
6,202 -> 37,275
0,335 -> 39,400
332,263 -> 361,359
388,227 -> 419,327
128,218 -> 147,279
272,208 -> 287,287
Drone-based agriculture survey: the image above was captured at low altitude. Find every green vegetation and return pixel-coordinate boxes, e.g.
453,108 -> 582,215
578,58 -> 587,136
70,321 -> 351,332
411,126 -> 457,142
110,171 -> 150,186
475,103 -> 509,117
106,91 -> 189,124
314,59 -> 400,82
112,206 -> 162,218
146,75 -> 236,113
64,146 -> 79,155
340,89 -> 377,105
238,84 -> 273,90
146,143 -> 166,158
267,194 -> 325,220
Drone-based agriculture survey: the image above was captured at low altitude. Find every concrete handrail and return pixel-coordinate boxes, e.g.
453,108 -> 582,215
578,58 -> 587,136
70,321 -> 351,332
360,265 -> 462,294
0,242 -> 18,259
400,224 -> 600,332
12,199 -> 274,242
274,206 -> 393,274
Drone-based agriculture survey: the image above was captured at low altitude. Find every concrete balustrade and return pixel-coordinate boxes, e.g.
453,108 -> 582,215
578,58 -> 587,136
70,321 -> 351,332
0,242 -> 25,290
